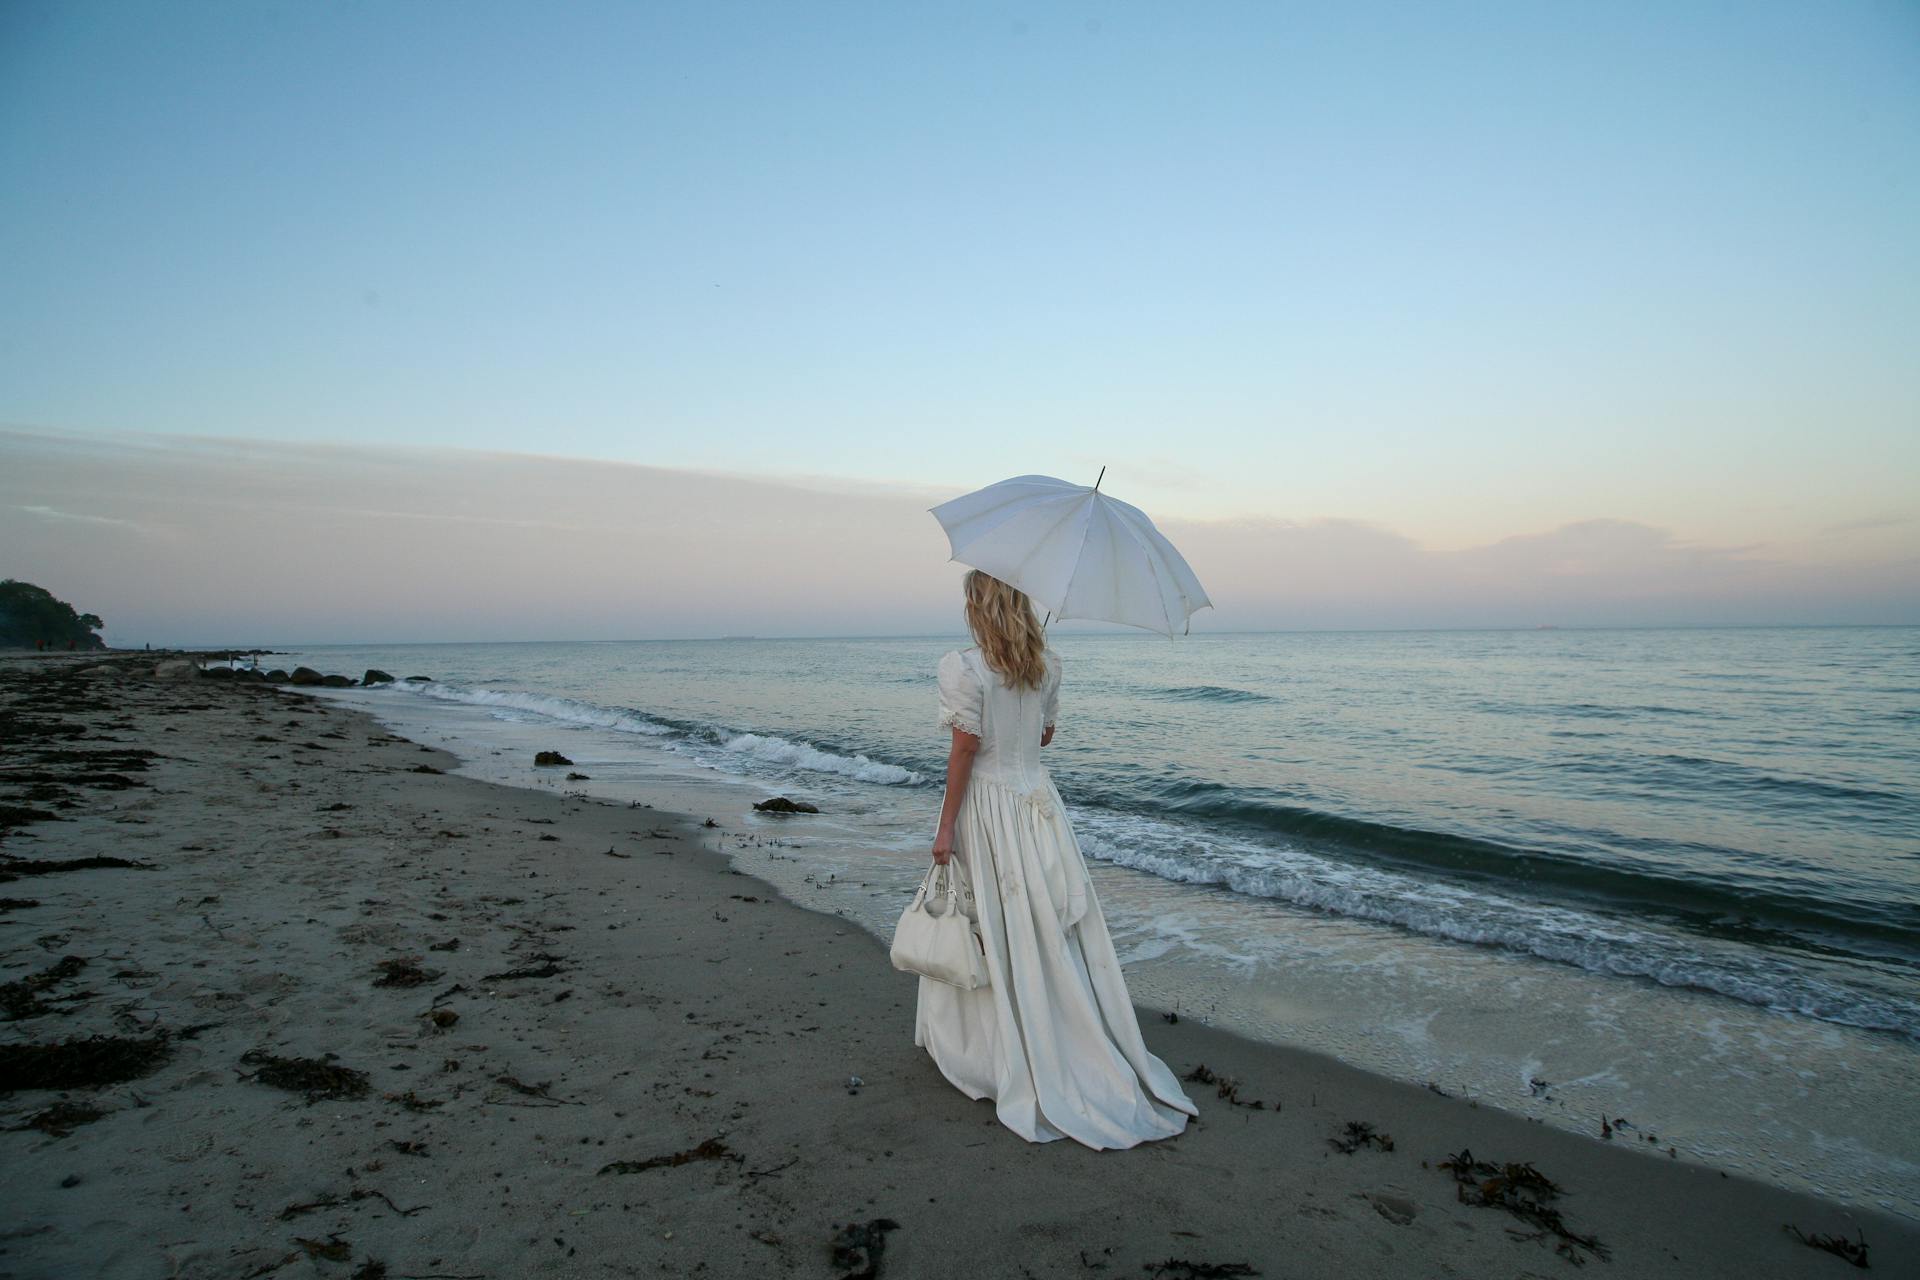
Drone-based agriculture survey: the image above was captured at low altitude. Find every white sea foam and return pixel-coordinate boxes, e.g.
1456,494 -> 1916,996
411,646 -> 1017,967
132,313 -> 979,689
1071,809 -> 1920,1040
372,679 -> 674,737
716,732 -> 922,786
365,679 -> 923,786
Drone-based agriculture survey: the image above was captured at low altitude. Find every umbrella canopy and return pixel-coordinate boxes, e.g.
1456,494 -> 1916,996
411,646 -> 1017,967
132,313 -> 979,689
929,472 -> 1213,636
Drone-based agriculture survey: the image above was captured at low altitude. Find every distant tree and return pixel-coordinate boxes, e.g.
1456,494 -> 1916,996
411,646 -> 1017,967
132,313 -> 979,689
0,579 -> 107,650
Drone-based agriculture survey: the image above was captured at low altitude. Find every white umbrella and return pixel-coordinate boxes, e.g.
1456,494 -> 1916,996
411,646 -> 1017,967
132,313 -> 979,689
929,469 -> 1213,636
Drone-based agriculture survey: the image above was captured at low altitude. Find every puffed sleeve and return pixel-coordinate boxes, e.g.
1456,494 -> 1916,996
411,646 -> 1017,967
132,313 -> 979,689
937,650 -> 982,737
1043,650 -> 1060,732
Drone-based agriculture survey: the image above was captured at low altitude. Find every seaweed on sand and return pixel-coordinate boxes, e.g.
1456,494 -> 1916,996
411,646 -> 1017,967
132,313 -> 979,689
0,1032 -> 171,1093
1,954 -> 89,1020
0,855 -> 149,882
239,1049 -> 371,1102
493,1074 -> 576,1104
482,960 -> 565,981
0,769 -> 142,791
371,957 -> 441,988
1181,1063 -> 1274,1110
384,1090 -> 444,1112
1142,1262 -> 1260,1278
1327,1120 -> 1394,1154
1783,1224 -> 1870,1269
1436,1148 -> 1608,1264
598,1136 -> 741,1176
829,1217 -> 901,1280
9,1099 -> 108,1136
25,747 -> 159,769
280,1188 -> 428,1220
0,804 -> 60,830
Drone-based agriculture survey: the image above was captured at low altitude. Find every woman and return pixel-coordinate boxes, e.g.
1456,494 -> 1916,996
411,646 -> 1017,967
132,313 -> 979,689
912,569 -> 1198,1149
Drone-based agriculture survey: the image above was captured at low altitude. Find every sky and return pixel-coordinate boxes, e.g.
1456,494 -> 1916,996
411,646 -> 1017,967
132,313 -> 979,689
2,1 -> 1916,642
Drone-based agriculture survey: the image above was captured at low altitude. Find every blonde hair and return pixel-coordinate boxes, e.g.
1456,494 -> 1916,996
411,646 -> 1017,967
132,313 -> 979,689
962,570 -> 1048,691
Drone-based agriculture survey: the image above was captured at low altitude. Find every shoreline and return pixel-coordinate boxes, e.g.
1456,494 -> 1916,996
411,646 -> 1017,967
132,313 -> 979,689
298,650 -> 1920,1219
3,651 -> 1913,1278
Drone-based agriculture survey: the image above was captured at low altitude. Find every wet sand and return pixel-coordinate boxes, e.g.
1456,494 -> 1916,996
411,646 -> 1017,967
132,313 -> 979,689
2,652 -> 1911,1279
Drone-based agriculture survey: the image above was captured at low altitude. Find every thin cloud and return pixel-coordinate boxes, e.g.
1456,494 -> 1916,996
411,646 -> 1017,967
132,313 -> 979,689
4,427 -> 1916,642
1817,514 -> 1910,538
229,501 -> 598,535
17,504 -> 143,530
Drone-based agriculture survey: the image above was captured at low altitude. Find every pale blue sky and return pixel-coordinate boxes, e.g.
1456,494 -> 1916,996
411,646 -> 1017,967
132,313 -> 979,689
2,1 -> 1917,638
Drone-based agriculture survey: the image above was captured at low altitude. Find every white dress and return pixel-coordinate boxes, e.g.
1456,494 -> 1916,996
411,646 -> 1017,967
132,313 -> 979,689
912,645 -> 1198,1149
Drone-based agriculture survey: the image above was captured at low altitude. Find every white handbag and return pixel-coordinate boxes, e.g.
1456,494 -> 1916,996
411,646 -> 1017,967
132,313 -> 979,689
890,860 -> 991,990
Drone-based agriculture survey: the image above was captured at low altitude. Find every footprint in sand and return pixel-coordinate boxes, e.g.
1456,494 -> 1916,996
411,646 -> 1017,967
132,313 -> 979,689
1365,1193 -> 1418,1226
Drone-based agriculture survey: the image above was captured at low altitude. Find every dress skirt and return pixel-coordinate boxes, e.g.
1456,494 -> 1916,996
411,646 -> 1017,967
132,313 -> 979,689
912,770 -> 1198,1149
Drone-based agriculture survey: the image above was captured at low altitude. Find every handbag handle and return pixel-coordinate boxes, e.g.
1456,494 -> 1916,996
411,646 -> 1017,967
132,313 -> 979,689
921,862 -> 961,918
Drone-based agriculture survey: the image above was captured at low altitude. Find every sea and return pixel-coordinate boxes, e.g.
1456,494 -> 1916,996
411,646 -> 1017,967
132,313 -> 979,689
268,627 -> 1919,1217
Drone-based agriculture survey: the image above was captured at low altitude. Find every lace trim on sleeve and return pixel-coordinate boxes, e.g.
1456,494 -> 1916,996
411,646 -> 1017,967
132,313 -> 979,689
939,707 -> 982,737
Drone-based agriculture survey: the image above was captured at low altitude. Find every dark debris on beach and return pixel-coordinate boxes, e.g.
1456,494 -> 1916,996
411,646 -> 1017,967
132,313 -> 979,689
280,1188 -> 428,1221
0,954 -> 90,1020
0,1031 -> 172,1093
1327,1120 -> 1394,1155
1181,1063 -> 1276,1111
1436,1148 -> 1608,1264
829,1216 -> 900,1280
8,1098 -> 109,1137
1784,1224 -> 1871,1269
482,956 -> 566,982
371,957 -> 442,988
238,1049 -> 371,1102
1141,1261 -> 1261,1278
0,854 -> 150,882
599,1136 -> 741,1176
0,657 -> 165,850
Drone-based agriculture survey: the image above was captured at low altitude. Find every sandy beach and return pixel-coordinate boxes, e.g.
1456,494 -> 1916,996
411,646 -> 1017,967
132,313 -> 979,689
2,651 -> 1912,1280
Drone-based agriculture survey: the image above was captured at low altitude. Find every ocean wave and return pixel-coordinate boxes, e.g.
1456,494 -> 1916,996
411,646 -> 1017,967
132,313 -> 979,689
365,679 -> 924,787
716,732 -> 922,786
1135,776 -> 1920,953
1633,754 -> 1911,810
1479,700 -> 1718,719
1073,810 -> 1920,1040
1143,684 -> 1278,705
380,680 -> 676,737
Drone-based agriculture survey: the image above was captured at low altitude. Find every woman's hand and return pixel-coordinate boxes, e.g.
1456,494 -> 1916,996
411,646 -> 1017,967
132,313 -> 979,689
931,822 -> 956,866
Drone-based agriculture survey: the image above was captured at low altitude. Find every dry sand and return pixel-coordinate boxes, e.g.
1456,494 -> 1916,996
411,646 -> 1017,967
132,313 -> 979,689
2,652 -> 1911,1279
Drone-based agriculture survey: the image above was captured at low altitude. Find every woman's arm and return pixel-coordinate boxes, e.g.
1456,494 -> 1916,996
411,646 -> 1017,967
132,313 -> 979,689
930,726 -> 980,865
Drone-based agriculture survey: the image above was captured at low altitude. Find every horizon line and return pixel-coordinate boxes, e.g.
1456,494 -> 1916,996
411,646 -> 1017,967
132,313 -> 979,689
108,620 -> 1920,650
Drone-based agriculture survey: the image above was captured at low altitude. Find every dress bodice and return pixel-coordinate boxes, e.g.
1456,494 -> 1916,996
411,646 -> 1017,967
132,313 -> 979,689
937,646 -> 1060,790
